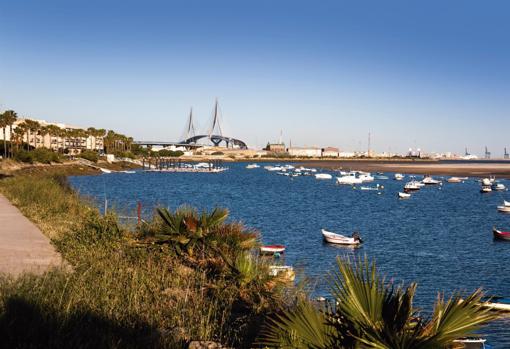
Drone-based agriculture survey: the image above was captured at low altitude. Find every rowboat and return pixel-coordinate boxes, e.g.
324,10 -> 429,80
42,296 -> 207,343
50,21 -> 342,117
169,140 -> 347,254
322,229 -> 362,245
480,296 -> 510,312
315,173 -> 333,180
497,205 -> 510,213
246,164 -> 260,169
398,192 -> 411,199
260,245 -> 286,254
493,228 -> 510,241
360,184 -> 380,191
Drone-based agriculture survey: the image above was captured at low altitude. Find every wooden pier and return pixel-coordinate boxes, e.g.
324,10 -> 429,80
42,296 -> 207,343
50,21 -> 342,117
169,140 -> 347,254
141,158 -> 226,173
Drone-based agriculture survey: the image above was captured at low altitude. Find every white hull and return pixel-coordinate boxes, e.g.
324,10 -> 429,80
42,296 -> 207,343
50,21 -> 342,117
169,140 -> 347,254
398,192 -> 411,199
337,176 -> 363,185
315,173 -> 332,180
322,229 -> 361,245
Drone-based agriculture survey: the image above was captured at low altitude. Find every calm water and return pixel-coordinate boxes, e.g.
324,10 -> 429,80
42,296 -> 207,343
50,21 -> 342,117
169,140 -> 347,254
70,163 -> 510,347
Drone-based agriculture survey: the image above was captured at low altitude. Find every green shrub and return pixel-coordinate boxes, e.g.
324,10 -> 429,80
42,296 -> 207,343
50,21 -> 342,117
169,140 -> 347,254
157,149 -> 184,157
79,150 -> 99,163
14,148 -> 61,164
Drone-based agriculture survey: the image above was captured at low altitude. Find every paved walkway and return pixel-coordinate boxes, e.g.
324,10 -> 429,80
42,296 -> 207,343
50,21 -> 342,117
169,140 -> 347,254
0,194 -> 63,276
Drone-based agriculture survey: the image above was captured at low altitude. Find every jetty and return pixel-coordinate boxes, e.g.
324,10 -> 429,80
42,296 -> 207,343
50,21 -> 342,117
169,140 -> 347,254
142,158 -> 227,173
0,194 -> 63,276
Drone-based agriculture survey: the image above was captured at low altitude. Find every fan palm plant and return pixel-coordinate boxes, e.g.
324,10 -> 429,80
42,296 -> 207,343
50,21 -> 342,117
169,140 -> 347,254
4,110 -> 18,157
258,256 -> 497,349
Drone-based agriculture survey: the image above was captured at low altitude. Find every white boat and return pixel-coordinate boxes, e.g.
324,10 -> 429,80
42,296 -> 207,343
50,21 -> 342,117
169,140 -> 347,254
321,229 -> 362,245
260,245 -> 286,254
394,173 -> 404,181
99,168 -> 112,173
504,200 -> 510,207
422,176 -> 441,185
404,181 -> 421,191
398,192 -> 411,199
358,172 -> 375,182
452,337 -> 488,349
360,184 -> 380,191
479,297 -> 510,312
315,173 -> 332,180
337,174 -> 363,185
266,166 -> 283,172
375,175 -> 389,180
447,177 -> 462,183
492,182 -> 506,191
480,186 -> 492,193
246,164 -> 260,169
497,205 -> 510,213
121,170 -> 136,174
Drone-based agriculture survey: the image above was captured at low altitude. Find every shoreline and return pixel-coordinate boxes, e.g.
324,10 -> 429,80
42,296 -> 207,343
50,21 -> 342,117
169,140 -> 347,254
300,160 -> 510,179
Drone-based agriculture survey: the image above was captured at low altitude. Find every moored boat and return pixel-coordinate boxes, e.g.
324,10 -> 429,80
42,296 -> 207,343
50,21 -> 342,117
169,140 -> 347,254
480,185 -> 492,193
260,245 -> 286,254
480,296 -> 510,312
422,175 -> 441,185
452,337 -> 489,349
337,174 -> 363,185
315,173 -> 333,180
447,177 -> 462,183
492,182 -> 507,191
497,205 -> 510,213
493,228 -> 510,241
246,164 -> 260,169
268,265 -> 295,281
398,192 -> 411,199
322,229 -> 362,245
394,173 -> 404,181
404,181 -> 421,191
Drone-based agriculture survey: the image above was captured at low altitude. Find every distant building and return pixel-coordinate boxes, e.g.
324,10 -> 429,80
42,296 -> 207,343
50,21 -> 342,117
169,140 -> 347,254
338,151 -> 356,158
0,118 -> 104,154
265,143 -> 286,153
288,147 -> 322,158
321,147 -> 339,157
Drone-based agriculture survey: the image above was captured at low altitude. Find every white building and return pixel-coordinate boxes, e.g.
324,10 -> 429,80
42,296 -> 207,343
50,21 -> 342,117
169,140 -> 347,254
321,147 -> 339,157
0,118 -> 104,154
287,147 -> 322,158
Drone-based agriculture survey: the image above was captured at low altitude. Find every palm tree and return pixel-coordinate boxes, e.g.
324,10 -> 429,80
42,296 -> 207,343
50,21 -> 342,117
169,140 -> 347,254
24,119 -> 40,150
38,126 -> 50,149
3,110 -> 18,158
0,112 -> 6,158
258,256 -> 497,349
12,121 -> 28,151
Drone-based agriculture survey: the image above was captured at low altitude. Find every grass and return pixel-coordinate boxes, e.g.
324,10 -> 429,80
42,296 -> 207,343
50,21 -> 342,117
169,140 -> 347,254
0,169 -> 296,348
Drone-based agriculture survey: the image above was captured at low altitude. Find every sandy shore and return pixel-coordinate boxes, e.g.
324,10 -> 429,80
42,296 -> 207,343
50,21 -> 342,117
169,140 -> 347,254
301,160 -> 510,179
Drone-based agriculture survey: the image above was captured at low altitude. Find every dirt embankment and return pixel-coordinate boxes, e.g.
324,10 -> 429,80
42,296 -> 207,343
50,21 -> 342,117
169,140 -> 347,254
301,160 -> 510,179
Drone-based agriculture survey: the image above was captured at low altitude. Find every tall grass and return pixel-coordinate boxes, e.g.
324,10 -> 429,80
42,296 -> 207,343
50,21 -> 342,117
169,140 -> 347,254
0,171 -> 294,348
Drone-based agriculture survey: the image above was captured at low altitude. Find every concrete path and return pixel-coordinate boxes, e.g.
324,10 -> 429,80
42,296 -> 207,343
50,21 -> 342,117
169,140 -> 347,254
0,194 -> 63,276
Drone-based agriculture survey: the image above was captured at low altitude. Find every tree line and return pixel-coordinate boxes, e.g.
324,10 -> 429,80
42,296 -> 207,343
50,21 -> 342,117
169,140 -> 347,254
0,109 -> 133,159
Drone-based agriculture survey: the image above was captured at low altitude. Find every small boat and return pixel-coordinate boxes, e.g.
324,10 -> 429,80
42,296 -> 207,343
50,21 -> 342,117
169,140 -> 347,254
492,182 -> 506,191
121,170 -> 136,174
447,177 -> 462,183
337,174 -> 363,185
398,192 -> 411,199
493,228 -> 510,241
322,229 -> 362,245
394,173 -> 404,181
260,245 -> 286,254
422,175 -> 441,185
246,164 -> 260,169
404,181 -> 421,191
358,173 -> 375,182
497,205 -> 510,213
315,173 -> 332,180
480,185 -> 492,193
99,168 -> 112,173
504,200 -> 510,207
452,337 -> 489,349
375,175 -> 389,180
480,296 -> 510,312
360,185 -> 380,191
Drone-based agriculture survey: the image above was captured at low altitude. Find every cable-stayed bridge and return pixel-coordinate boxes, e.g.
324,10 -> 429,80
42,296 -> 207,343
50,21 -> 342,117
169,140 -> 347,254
134,100 -> 248,149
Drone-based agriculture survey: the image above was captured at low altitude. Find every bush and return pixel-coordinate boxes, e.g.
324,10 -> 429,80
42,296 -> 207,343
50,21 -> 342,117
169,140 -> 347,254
157,150 -> 184,157
14,148 -> 60,164
79,150 -> 99,163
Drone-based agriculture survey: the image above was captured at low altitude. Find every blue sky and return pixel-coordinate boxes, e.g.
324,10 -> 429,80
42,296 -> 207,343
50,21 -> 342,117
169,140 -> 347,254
1,0 -> 509,155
